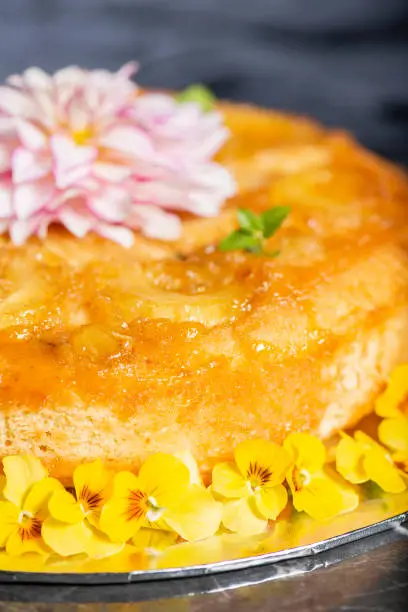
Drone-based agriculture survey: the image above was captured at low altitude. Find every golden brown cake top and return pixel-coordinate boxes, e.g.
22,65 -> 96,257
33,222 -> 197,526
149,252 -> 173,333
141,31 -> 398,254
1,103 -> 408,421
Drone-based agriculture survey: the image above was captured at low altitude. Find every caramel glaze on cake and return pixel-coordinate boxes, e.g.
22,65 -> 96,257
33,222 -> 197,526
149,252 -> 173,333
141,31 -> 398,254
1,103 -> 408,482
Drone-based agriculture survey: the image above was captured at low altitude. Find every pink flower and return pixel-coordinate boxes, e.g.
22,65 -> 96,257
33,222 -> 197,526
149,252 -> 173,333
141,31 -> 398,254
0,63 -> 235,246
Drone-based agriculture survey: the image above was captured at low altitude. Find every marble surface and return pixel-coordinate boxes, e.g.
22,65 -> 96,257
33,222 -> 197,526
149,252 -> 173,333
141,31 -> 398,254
0,523 -> 407,612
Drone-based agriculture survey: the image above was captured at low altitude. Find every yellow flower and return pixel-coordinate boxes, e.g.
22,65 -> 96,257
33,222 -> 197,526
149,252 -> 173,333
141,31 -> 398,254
212,439 -> 290,535
100,453 -> 222,543
336,431 -> 406,493
284,433 -> 350,521
42,459 -> 122,558
0,455 -> 62,556
131,527 -> 178,554
378,414 -> 408,471
375,364 -> 408,418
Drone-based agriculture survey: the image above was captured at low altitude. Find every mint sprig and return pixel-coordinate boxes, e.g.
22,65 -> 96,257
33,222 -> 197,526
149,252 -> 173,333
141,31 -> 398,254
176,84 -> 216,112
219,206 -> 290,256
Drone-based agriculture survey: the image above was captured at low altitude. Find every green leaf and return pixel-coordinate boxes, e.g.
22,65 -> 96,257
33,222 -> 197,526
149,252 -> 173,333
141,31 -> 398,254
219,229 -> 260,252
237,209 -> 264,232
261,206 -> 290,238
176,84 -> 216,112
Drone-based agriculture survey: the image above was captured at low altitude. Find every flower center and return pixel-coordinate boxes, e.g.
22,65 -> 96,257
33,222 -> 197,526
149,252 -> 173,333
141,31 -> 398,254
72,126 -> 93,146
246,461 -> 273,491
79,485 -> 104,515
17,511 -> 42,542
291,467 -> 311,492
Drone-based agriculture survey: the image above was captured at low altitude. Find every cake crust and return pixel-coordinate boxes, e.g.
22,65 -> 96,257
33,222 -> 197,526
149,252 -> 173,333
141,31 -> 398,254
1,103 -> 408,480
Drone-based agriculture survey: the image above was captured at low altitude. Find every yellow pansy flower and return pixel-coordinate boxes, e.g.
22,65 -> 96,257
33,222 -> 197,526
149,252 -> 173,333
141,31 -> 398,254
212,439 -> 290,535
100,453 -> 222,543
336,431 -> 406,493
375,364 -> 408,418
42,459 -> 122,558
0,455 -> 62,556
284,433 -> 349,521
378,414 -> 408,471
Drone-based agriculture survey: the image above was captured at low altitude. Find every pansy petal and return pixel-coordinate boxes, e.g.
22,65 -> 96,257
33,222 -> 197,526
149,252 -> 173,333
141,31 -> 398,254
23,477 -> 64,518
6,530 -> 50,557
363,449 -> 406,494
378,416 -> 408,455
48,489 -> 84,524
165,485 -> 222,542
0,501 -> 19,547
221,497 -> 268,536
83,524 -> 124,559
132,527 -> 177,553
212,462 -> 249,499
73,459 -> 111,511
42,518 -> 91,557
99,471 -> 145,543
235,439 -> 291,486
292,476 -> 345,521
335,434 -> 368,484
284,433 -> 326,474
3,455 -> 47,507
138,453 -> 190,508
254,484 -> 288,520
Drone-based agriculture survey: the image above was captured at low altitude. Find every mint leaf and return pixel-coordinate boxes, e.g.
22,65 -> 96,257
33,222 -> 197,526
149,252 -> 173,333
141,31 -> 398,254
219,229 -> 260,252
261,206 -> 290,238
176,84 -> 216,112
237,209 -> 264,232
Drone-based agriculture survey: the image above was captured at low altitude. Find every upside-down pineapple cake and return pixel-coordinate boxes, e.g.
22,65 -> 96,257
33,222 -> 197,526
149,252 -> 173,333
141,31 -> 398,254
1,100 -> 408,482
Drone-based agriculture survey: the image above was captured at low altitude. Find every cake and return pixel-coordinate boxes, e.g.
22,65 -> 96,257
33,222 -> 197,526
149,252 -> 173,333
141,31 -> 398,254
1,68 -> 408,484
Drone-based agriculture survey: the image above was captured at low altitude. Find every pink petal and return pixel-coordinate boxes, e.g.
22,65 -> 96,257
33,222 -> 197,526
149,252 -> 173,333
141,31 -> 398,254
132,205 -> 182,240
100,125 -> 153,158
0,184 -> 12,218
10,217 -> 38,245
95,222 -> 135,247
0,145 -> 11,173
13,183 -> 53,220
16,120 -> 47,150
89,186 -> 131,222
67,95 -> 90,132
93,162 -> 131,183
12,148 -> 51,183
51,135 -> 96,189
0,87 -> 39,119
58,207 -> 94,237
116,62 -> 139,80
0,117 -> 15,135
21,67 -> 53,90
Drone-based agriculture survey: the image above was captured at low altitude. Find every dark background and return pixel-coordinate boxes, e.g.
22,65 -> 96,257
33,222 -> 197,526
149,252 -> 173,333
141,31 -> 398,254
0,0 -> 407,163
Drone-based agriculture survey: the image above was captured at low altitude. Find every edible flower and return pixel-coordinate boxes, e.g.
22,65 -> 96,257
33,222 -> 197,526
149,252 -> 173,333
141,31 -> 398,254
212,439 -> 290,535
284,433 -> 354,521
219,206 -> 290,256
336,431 -> 406,493
0,455 -> 62,556
42,459 -> 122,558
375,364 -> 408,418
374,365 -> 408,471
100,453 -> 222,543
0,64 -> 235,247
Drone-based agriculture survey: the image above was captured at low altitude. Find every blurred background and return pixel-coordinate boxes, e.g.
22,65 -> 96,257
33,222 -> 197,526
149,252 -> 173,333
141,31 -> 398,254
0,0 -> 407,163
